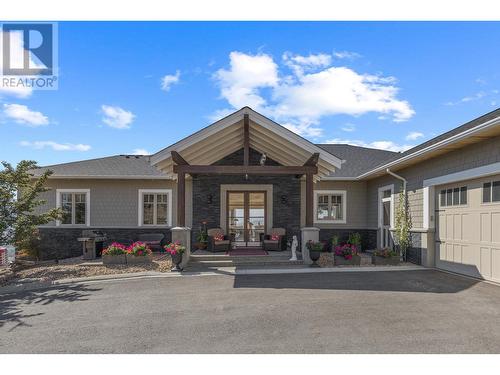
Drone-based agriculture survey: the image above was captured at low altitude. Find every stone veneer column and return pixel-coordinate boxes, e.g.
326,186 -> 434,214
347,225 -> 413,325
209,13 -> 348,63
420,230 -> 435,267
171,226 -> 191,269
301,227 -> 320,265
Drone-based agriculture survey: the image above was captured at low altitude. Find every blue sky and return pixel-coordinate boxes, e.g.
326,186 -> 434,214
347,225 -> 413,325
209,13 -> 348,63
1,21 -> 500,166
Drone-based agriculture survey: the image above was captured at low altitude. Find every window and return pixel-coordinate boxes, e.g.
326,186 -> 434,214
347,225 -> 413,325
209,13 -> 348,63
56,190 -> 89,226
440,186 -> 467,207
483,180 -> 500,203
139,189 -> 172,226
314,190 -> 346,223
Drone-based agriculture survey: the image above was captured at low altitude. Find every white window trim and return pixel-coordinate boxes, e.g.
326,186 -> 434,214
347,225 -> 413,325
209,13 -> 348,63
378,184 -> 394,229
138,189 -> 172,227
313,190 -> 347,224
56,189 -> 90,226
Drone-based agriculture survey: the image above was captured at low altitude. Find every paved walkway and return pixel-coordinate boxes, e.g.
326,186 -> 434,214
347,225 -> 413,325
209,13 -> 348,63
1,269 -> 499,353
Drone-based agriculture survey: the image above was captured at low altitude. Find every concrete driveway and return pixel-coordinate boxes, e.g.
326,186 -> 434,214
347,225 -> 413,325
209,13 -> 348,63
1,269 -> 499,353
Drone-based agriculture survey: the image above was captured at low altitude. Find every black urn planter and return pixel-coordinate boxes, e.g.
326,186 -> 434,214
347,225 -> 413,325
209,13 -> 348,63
309,250 -> 321,266
171,253 -> 183,271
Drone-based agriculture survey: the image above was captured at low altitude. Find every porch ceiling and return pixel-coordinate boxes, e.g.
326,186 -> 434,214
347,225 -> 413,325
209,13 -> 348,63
151,107 -> 342,180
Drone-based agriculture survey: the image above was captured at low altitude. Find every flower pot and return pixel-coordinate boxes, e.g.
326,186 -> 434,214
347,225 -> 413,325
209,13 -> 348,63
334,254 -> 361,266
126,254 -> 153,265
102,254 -> 126,265
197,242 -> 207,250
372,255 -> 400,266
309,250 -> 321,266
171,252 -> 184,271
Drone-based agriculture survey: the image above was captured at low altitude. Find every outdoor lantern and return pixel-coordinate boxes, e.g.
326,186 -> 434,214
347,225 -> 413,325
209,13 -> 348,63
207,194 -> 213,204
281,195 -> 288,204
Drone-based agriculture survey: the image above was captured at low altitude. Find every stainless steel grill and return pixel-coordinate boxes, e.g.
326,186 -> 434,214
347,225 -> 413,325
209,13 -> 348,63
77,230 -> 107,260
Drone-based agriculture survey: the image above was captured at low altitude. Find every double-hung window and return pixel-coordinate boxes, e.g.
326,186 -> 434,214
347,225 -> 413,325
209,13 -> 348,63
56,189 -> 90,226
139,189 -> 172,226
314,190 -> 346,223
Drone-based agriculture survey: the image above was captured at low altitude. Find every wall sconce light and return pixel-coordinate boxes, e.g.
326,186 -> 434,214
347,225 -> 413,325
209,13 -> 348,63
207,194 -> 213,204
280,195 -> 288,205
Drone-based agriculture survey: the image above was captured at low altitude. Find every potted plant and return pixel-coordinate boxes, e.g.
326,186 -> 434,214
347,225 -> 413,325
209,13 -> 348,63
348,232 -> 362,253
164,241 -> 186,271
196,222 -> 208,250
334,244 -> 361,266
102,242 -> 127,265
126,241 -> 153,264
306,240 -> 323,266
372,248 -> 400,265
330,235 -> 339,252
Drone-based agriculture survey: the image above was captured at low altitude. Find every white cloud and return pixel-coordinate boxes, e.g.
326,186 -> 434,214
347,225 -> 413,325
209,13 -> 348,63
3,103 -> 49,126
405,131 -> 424,141
333,51 -> 361,59
20,141 -> 91,152
213,51 -> 279,110
212,51 -> 415,137
101,105 -> 135,129
445,91 -> 486,106
341,123 -> 356,132
325,138 -> 413,152
161,70 -> 181,91
131,148 -> 150,155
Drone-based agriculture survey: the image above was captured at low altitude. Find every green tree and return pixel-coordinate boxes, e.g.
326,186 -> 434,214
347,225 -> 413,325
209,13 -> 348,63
0,160 -> 62,258
394,189 -> 412,260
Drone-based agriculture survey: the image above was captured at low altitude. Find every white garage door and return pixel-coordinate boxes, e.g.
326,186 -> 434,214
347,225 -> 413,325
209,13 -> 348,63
436,174 -> 500,282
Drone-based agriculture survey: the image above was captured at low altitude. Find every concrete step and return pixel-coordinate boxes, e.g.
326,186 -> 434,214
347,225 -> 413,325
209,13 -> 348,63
190,259 -> 303,267
190,254 -> 292,262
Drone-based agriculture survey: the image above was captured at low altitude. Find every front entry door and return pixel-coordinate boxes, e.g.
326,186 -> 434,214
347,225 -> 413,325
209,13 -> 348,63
227,191 -> 266,247
378,186 -> 393,248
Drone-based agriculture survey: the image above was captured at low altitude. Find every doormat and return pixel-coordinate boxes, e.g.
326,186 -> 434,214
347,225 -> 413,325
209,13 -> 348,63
228,248 -> 268,256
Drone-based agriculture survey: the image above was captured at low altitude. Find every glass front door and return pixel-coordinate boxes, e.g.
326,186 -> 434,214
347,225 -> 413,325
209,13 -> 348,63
227,191 -> 266,247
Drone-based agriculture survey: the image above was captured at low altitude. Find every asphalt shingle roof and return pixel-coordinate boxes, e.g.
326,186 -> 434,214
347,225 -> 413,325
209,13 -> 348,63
31,155 -> 166,178
317,144 -> 400,178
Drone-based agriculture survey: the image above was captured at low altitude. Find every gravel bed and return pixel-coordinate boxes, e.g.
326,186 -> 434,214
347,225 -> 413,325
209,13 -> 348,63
4,254 -> 172,286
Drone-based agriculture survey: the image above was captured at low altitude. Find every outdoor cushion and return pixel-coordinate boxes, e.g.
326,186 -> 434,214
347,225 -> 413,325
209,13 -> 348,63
271,233 -> 280,241
214,240 -> 230,245
214,233 -> 225,241
144,240 -> 161,245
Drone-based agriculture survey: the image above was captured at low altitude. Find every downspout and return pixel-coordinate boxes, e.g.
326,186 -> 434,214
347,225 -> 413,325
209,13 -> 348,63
386,168 -> 407,193
386,168 -> 408,261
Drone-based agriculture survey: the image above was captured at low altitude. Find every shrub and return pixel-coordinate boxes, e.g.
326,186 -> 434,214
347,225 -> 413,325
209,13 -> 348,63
102,242 -> 127,256
306,240 -> 323,252
334,244 -> 358,260
164,242 -> 186,255
127,241 -> 152,256
373,248 -> 399,258
330,235 -> 340,247
348,232 -> 362,248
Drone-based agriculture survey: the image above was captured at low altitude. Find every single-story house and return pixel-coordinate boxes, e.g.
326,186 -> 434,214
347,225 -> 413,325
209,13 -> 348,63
32,107 -> 500,282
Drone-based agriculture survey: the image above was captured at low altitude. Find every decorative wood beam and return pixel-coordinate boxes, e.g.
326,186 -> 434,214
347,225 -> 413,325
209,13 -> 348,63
177,171 -> 186,227
171,151 -> 189,166
173,164 -> 318,175
303,152 -> 320,167
305,172 -> 314,227
243,113 -> 250,166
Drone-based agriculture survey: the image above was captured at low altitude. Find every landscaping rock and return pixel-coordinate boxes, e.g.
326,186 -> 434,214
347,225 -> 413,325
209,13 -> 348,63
318,253 -> 335,268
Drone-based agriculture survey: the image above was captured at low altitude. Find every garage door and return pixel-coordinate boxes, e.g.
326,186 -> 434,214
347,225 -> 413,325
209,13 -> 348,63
436,174 -> 500,282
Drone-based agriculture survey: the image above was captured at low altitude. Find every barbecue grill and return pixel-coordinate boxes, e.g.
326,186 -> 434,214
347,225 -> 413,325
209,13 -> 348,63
77,230 -> 107,260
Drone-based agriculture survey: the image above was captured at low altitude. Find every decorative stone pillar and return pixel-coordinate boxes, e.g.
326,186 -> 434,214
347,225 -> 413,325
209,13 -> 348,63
301,227 -> 320,265
171,226 -> 191,269
421,230 -> 435,267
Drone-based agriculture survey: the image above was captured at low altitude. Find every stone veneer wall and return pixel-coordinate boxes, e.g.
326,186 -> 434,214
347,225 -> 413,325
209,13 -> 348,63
191,148 -> 301,243
36,227 -> 172,260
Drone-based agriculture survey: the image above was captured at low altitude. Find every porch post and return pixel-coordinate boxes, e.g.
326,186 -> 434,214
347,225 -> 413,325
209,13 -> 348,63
177,171 -> 186,227
305,172 -> 313,227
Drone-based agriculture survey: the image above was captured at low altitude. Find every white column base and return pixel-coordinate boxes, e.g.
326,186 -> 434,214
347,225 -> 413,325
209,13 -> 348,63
301,227 -> 320,265
171,226 -> 191,269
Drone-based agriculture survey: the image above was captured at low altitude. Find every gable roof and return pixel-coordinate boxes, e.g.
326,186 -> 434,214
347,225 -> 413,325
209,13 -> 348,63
317,144 -> 400,178
31,155 -> 167,179
149,107 -> 343,180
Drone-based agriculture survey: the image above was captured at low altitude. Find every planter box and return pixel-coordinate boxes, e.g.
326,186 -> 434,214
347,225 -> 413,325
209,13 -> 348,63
126,254 -> 153,265
334,254 -> 361,266
372,255 -> 400,266
102,254 -> 126,265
